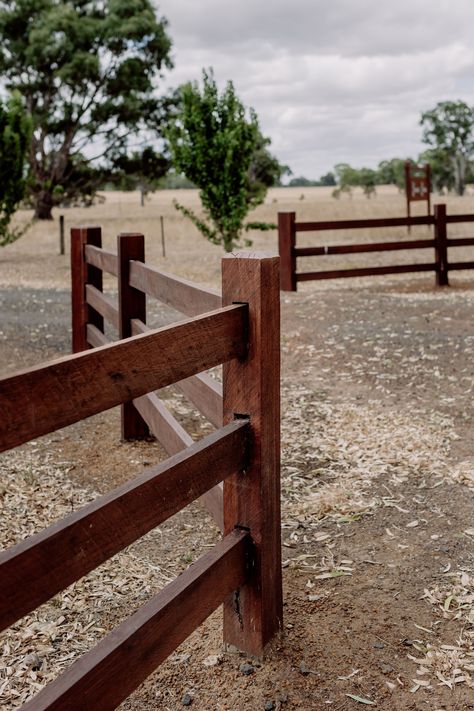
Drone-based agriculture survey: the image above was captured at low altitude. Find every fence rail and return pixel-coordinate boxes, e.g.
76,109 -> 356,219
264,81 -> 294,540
278,204 -> 474,290
0,236 -> 282,709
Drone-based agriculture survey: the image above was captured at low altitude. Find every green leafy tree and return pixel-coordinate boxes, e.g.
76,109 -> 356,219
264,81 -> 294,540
332,163 -> 360,198
0,94 -> 31,246
167,70 -> 283,252
358,167 -> 377,198
417,148 -> 454,194
319,171 -> 336,186
421,100 -> 474,196
0,0 -> 173,219
377,158 -> 407,190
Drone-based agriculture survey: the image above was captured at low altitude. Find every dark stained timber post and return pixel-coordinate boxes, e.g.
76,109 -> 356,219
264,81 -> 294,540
222,252 -> 283,657
434,204 -> 449,287
118,233 -> 150,439
59,214 -> 65,255
71,226 -> 104,352
278,212 -> 296,291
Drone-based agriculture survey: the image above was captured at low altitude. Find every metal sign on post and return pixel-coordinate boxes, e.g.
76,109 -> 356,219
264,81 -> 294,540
405,162 -> 431,231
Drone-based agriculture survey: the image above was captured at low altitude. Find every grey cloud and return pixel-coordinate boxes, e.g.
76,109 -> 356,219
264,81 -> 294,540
157,0 -> 474,176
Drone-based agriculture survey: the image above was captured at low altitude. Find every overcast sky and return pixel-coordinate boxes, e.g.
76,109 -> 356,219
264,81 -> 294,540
157,0 -> 474,179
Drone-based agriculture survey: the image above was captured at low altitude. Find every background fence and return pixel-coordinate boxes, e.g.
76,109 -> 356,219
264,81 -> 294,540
0,232 -> 282,710
278,204 -> 474,290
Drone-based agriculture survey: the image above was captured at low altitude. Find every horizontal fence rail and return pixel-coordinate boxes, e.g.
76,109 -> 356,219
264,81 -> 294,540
0,240 -> 282,709
84,244 -> 119,276
72,230 -> 228,531
0,420 -> 249,632
21,530 -> 249,711
0,304 -> 246,453
278,204 -> 474,290
129,260 -> 222,317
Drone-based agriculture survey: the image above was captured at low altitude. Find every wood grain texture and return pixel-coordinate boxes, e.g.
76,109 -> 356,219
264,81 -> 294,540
71,227 -> 104,352
20,530 -> 249,711
129,260 -> 222,317
0,304 -> 247,453
0,420 -> 249,632
118,233 -> 149,439
131,318 -> 223,428
133,392 -> 193,454
222,252 -> 283,657
133,391 -> 224,531
84,244 -> 119,276
85,284 -> 119,330
175,372 -> 223,429
278,212 -> 296,291
86,324 -> 110,348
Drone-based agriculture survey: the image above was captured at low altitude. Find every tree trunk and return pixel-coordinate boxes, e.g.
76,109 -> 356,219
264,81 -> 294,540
34,190 -> 54,220
452,154 -> 466,196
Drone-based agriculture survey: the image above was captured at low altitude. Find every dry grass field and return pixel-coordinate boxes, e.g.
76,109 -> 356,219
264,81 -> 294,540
1,187 -> 474,710
4,184 -> 474,292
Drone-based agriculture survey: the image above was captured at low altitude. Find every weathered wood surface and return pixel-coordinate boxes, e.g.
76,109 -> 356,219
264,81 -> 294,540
133,392 -> 193,454
84,244 -> 119,276
0,304 -> 247,453
85,284 -> 119,330
0,421 -> 249,632
133,391 -> 224,531
131,318 -> 223,428
86,323 -> 110,348
118,233 -> 149,438
71,227 -> 103,352
296,263 -> 435,281
20,530 -> 249,711
129,260 -> 222,317
222,253 -> 283,656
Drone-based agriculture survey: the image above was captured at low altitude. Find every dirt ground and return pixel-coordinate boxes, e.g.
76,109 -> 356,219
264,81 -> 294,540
1,188 -> 474,710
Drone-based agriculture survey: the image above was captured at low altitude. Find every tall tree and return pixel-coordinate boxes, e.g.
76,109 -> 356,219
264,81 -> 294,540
167,70 -> 283,252
0,0 -> 173,219
0,93 -> 31,246
421,100 -> 474,196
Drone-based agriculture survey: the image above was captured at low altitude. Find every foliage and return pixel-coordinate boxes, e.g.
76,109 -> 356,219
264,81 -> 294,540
0,0 -> 173,218
377,158 -> 407,191
332,163 -> 360,198
0,93 -> 31,246
421,100 -> 474,196
167,70 -> 283,252
110,146 -> 169,204
288,172 -> 335,187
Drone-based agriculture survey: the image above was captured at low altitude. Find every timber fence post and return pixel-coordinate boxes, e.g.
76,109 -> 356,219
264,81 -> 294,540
278,212 -> 296,291
222,252 -> 283,657
118,232 -> 150,439
434,204 -> 449,287
71,226 -> 103,353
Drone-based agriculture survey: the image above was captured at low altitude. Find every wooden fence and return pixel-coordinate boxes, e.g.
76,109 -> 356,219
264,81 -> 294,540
278,204 -> 474,290
0,229 -> 282,710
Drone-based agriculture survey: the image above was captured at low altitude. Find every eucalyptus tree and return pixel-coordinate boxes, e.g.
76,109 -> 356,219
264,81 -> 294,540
0,0 -> 173,218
